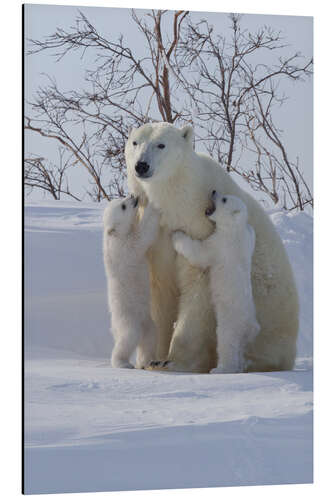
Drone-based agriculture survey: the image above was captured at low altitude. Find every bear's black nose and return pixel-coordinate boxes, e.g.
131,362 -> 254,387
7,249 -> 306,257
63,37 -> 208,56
135,161 -> 150,176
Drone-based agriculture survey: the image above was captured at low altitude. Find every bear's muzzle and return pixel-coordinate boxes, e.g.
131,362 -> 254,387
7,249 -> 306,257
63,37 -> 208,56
135,161 -> 151,177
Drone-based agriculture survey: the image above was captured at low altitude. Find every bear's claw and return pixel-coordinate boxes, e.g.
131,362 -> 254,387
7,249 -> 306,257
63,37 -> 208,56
146,360 -> 171,370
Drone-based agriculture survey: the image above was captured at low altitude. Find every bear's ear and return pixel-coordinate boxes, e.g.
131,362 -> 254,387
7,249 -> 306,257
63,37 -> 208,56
180,125 -> 194,144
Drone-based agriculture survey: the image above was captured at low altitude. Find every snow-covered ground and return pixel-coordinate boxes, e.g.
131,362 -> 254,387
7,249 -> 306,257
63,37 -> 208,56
24,200 -> 313,495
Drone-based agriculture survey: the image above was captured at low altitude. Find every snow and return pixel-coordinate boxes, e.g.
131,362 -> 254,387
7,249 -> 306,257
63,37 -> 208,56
24,200 -> 313,494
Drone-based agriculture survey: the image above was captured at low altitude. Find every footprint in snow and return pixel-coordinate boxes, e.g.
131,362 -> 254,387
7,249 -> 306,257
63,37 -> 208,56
48,381 -> 101,392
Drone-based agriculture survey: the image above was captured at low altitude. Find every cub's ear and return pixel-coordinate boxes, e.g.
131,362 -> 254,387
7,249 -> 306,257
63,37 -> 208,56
180,125 -> 194,144
127,127 -> 135,138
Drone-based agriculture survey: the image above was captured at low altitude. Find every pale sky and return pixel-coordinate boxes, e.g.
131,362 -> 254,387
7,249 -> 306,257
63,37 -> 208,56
24,4 -> 313,205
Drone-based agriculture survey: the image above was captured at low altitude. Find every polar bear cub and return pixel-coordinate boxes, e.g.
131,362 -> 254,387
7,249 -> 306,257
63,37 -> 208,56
103,195 -> 159,369
172,191 -> 260,373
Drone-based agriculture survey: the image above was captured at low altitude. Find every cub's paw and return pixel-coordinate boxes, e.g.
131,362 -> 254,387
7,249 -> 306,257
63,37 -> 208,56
172,231 -> 186,252
210,364 -> 243,374
210,365 -> 224,374
112,360 -> 135,369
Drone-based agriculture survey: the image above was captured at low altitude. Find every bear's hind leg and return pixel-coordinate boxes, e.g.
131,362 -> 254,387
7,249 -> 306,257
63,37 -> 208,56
211,325 -> 245,374
211,311 -> 260,374
111,324 -> 141,369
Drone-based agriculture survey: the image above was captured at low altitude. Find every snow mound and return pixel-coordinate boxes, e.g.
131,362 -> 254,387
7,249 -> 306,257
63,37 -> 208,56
270,210 -> 313,357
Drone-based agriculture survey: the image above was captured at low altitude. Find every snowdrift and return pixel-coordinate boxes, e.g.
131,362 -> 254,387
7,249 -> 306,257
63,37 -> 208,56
24,201 -> 313,494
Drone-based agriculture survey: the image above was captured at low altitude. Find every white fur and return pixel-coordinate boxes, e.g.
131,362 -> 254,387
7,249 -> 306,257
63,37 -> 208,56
103,196 -> 159,369
126,122 -> 299,373
173,193 -> 260,373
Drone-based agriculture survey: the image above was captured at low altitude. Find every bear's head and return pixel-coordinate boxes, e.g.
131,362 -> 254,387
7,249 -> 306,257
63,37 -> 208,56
103,194 -> 139,238
125,123 -> 194,184
205,191 -> 248,228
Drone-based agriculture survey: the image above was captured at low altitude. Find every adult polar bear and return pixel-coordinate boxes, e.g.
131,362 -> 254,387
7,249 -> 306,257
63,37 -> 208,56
125,122 -> 299,373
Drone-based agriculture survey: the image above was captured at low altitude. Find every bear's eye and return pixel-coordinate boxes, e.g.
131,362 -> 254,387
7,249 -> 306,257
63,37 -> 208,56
121,203 -> 126,211
222,197 -> 227,204
157,144 -> 165,149
132,141 -> 137,146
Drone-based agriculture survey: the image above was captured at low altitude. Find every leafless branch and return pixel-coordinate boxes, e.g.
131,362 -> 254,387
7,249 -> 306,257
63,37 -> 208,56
24,149 -> 81,201
25,10 -> 313,210
174,13 -> 313,209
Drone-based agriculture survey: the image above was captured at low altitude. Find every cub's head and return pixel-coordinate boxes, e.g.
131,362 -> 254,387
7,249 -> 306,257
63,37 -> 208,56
125,122 -> 193,184
103,194 -> 139,238
205,191 -> 248,228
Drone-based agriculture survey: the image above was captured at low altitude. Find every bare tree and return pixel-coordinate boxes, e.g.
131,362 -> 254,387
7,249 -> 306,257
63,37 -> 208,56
238,117 -> 313,210
25,10 -> 313,210
24,148 -> 81,201
25,10 -> 190,201
174,13 -> 313,210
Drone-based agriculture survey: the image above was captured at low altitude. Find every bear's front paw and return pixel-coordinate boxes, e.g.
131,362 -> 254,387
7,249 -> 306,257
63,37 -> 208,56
136,358 -> 153,370
146,360 -> 171,371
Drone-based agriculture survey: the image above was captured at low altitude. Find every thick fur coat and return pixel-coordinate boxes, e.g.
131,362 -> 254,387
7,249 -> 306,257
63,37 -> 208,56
103,196 -> 159,368
173,193 -> 260,373
125,122 -> 299,373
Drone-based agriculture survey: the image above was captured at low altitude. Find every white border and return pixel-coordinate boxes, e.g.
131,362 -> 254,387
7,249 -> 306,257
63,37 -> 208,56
17,0 -> 315,16
2,1 -> 331,499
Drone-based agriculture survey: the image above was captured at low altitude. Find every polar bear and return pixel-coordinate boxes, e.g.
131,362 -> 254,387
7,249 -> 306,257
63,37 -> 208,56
125,122 -> 299,373
103,195 -> 159,369
173,192 -> 260,373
